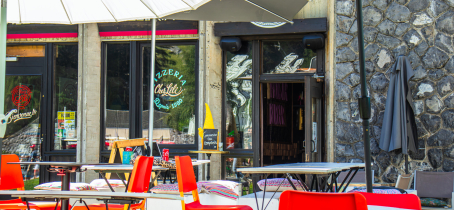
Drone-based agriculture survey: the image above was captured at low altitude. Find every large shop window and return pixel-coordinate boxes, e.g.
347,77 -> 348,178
225,41 -> 253,150
142,44 -> 197,145
104,43 -> 130,150
102,42 -> 197,150
53,44 -> 78,150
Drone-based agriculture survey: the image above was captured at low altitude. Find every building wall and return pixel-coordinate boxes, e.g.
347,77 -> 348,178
294,0 -> 329,18
334,0 -> 454,182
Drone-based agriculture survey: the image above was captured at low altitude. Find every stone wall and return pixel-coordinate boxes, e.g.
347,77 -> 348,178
335,0 -> 454,182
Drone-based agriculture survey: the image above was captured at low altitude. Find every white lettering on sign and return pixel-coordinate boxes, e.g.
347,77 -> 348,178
204,141 -> 217,146
6,109 -> 37,124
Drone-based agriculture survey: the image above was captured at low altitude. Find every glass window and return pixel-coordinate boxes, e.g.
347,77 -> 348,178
104,43 -> 130,150
3,75 -> 42,181
225,41 -> 253,150
53,44 -> 78,150
142,44 -> 196,145
262,41 -> 317,74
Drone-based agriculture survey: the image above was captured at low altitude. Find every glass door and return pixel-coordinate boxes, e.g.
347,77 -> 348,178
4,44 -> 78,185
4,46 -> 47,184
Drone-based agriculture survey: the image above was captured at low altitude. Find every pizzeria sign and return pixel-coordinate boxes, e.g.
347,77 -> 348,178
154,69 -> 186,110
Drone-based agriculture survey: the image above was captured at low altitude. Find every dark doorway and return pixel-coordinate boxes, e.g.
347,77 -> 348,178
262,82 -> 305,165
261,79 -> 324,166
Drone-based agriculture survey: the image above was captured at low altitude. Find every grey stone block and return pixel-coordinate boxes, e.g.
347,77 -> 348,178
422,47 -> 449,69
428,149 -> 443,168
420,114 -> 442,133
436,10 -> 454,35
386,3 -> 412,22
437,75 -> 454,97
364,6 -> 384,26
427,129 -> 454,146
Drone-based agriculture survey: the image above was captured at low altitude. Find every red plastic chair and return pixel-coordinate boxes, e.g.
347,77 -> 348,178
72,156 -> 154,210
175,156 -> 252,210
0,154 -> 65,210
278,190 -> 368,210
358,192 -> 422,210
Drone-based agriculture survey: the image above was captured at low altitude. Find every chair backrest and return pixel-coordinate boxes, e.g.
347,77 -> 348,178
396,173 -> 414,190
0,154 -> 25,190
358,192 -> 421,210
127,156 -> 154,193
175,156 -> 198,194
278,190 -> 368,210
415,171 -> 454,198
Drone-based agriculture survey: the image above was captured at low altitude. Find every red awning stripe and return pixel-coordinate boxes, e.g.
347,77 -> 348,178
7,33 -> 78,39
99,29 -> 198,37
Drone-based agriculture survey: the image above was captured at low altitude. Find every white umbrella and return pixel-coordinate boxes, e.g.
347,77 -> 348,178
0,0 -> 310,153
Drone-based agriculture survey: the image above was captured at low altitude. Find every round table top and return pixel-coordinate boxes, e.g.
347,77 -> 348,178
188,150 -> 230,154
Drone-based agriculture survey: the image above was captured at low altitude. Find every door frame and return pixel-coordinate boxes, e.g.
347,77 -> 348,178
304,76 -> 324,163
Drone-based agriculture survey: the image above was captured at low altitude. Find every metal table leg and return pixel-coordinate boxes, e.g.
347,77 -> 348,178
206,154 -> 211,180
99,172 -> 115,192
61,171 -> 71,210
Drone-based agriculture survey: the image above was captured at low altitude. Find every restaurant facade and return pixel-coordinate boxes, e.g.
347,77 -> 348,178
3,0 -> 454,184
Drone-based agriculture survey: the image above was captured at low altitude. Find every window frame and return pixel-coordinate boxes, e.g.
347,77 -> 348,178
100,40 -> 199,155
221,36 -> 326,172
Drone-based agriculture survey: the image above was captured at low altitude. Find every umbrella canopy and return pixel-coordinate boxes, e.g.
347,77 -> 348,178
379,56 -> 418,163
0,0 -> 310,165
6,0 -> 308,24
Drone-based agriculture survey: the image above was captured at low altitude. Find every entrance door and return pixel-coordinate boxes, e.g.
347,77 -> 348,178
4,44 -> 78,184
4,46 -> 47,182
305,76 -> 324,162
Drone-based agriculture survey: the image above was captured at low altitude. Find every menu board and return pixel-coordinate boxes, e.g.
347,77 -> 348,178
202,129 -> 218,150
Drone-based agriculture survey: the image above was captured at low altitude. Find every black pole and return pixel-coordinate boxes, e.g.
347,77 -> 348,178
355,0 -> 373,193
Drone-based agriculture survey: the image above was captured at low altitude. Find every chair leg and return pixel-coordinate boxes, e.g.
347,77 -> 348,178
104,200 -> 109,210
81,200 -> 90,210
55,199 -> 60,210
26,199 -> 31,210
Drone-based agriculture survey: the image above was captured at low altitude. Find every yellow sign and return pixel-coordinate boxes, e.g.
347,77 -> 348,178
57,112 -> 75,120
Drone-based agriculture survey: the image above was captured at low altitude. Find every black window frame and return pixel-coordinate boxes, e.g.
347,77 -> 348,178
100,40 -> 199,158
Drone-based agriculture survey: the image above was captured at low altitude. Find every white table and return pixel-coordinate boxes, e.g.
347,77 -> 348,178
237,162 -> 365,191
237,163 -> 366,210
0,190 -> 182,210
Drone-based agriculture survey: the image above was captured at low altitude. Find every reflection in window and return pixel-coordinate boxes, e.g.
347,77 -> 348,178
143,45 -> 196,144
105,43 -> 130,149
225,42 -> 253,150
53,44 -> 78,150
262,41 -> 317,74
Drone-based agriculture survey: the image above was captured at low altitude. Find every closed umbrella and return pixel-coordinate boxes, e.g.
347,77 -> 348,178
379,55 -> 418,174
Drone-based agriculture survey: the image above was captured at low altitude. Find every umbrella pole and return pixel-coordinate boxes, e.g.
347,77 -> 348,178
0,0 -> 7,179
355,0 -> 373,193
148,18 -> 156,156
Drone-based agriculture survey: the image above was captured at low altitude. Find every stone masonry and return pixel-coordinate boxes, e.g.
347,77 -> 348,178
335,0 -> 454,182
